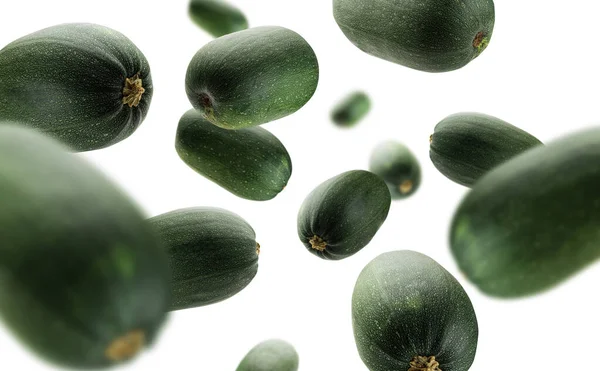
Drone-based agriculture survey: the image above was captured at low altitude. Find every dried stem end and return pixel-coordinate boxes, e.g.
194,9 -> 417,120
256,242 -> 261,255
473,31 -> 489,54
122,73 -> 145,107
409,355 -> 441,371
309,235 -> 327,251
399,180 -> 414,194
105,330 -> 146,362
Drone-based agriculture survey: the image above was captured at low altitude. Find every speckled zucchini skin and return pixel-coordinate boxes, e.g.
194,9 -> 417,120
185,26 -> 319,129
333,0 -> 495,72
0,124 -> 170,369
331,91 -> 371,127
236,339 -> 299,371
148,207 -> 259,311
0,23 -> 153,152
451,127 -> 600,297
430,112 -> 542,187
353,251 -> 478,371
175,109 -> 292,201
369,141 -> 421,199
189,0 -> 248,37
297,170 -> 391,260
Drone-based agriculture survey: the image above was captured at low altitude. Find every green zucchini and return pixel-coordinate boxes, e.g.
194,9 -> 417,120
297,170 -> 391,260
451,127 -> 600,297
369,141 -> 421,199
0,124 -> 170,369
189,0 -> 248,37
430,112 -> 542,187
333,0 -> 495,72
236,339 -> 299,371
331,91 -> 371,127
147,207 -> 259,311
175,109 -> 292,201
353,250 -> 478,371
185,26 -> 319,129
0,23 -> 153,152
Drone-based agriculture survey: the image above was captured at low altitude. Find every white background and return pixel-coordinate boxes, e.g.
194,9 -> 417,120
1,1 -> 600,370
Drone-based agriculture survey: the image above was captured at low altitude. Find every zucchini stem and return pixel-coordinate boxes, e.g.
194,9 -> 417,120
309,235 -> 327,251
399,180 -> 413,194
409,355 -> 441,371
256,242 -> 261,255
122,73 -> 145,108
105,329 -> 145,362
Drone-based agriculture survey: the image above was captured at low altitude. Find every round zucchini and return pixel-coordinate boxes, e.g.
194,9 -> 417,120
331,91 -> 371,128
297,170 -> 391,260
430,112 -> 543,187
353,250 -> 478,371
175,109 -> 292,201
0,124 -> 170,369
333,0 -> 495,72
236,339 -> 299,371
369,141 -> 421,199
147,207 -> 259,311
451,127 -> 600,297
0,23 -> 153,152
189,0 -> 248,37
185,26 -> 319,129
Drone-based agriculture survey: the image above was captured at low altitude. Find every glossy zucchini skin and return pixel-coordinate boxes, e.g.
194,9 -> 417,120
331,91 -> 371,127
147,207 -> 259,311
430,112 -> 543,187
333,0 -> 495,72
189,0 -> 248,37
0,124 -> 170,369
0,23 -> 153,152
297,170 -> 391,260
175,109 -> 292,201
185,26 -> 319,129
369,141 -> 421,199
353,251 -> 478,371
236,339 -> 299,371
451,127 -> 600,297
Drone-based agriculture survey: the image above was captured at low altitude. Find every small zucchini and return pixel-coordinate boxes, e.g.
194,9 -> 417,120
297,170 -> 391,260
148,207 -> 259,311
369,140 -> 421,199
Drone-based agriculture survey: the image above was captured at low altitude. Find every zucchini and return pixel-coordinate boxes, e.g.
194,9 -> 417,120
236,339 -> 299,371
0,124 -> 169,369
451,127 -> 600,297
331,91 -> 371,128
353,250 -> 478,371
147,207 -> 259,311
185,26 -> 319,129
333,0 -> 495,72
175,109 -> 292,201
189,0 -> 248,37
297,170 -> 391,260
430,112 -> 542,187
0,23 -> 153,152
369,141 -> 421,199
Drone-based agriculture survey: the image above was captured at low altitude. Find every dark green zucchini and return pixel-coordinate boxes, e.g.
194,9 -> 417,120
0,124 -> 170,369
189,0 -> 248,37
175,109 -> 292,201
353,250 -> 478,371
0,23 -> 153,152
430,112 -> 543,187
451,127 -> 600,297
331,91 -> 371,127
333,0 -> 495,72
236,339 -> 299,371
147,207 -> 259,311
369,141 -> 421,199
185,26 -> 319,129
297,170 -> 391,260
